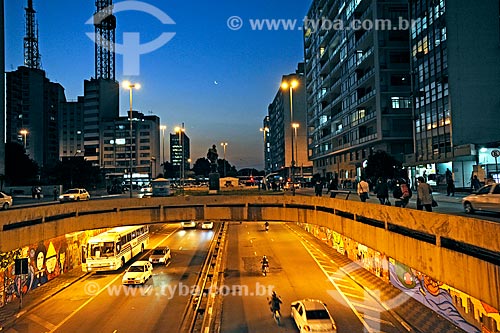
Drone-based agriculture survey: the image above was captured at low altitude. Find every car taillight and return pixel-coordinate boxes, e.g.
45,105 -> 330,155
304,325 -> 311,332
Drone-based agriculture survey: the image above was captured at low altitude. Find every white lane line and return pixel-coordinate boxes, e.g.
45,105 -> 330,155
49,274 -> 123,332
361,314 -> 396,326
27,313 -> 56,331
342,292 -> 366,300
350,301 -> 384,312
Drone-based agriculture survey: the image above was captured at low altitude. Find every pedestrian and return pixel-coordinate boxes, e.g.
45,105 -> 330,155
327,177 -> 338,198
53,186 -> 59,201
36,186 -> 42,200
374,178 -> 390,205
357,178 -> 370,202
445,168 -> 455,196
314,179 -> 323,197
416,176 -> 433,212
471,175 -> 481,191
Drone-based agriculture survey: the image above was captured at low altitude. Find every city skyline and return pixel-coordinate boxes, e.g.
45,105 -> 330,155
5,0 -> 311,169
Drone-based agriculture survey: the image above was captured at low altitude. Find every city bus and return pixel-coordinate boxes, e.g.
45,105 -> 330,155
151,178 -> 171,197
82,225 -> 149,272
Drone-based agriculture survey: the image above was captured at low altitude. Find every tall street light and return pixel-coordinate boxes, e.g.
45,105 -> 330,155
259,127 -> 269,174
174,126 -> 185,188
220,142 -> 228,177
292,123 -> 300,180
281,79 -> 299,196
160,125 -> 166,171
122,80 -> 141,198
19,129 -> 28,149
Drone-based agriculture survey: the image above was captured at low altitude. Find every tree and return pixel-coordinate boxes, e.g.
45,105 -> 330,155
46,157 -> 101,189
5,142 -> 39,185
162,161 -> 176,179
364,150 -> 403,180
192,158 -> 211,177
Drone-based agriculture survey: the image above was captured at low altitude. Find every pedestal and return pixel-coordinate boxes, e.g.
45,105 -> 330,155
209,173 -> 220,193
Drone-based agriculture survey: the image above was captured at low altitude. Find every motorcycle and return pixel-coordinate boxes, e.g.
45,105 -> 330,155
262,263 -> 269,276
265,225 -> 269,232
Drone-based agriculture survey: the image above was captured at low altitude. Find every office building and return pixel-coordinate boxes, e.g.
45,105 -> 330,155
170,131 -> 190,179
267,64 -> 312,180
60,96 -> 85,158
407,0 -> 500,187
305,0 -> 413,182
261,116 -> 271,174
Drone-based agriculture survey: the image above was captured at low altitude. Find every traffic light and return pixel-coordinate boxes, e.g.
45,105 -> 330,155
15,258 -> 29,275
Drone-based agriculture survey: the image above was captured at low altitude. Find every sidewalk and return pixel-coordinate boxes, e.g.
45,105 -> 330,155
0,267 -> 88,331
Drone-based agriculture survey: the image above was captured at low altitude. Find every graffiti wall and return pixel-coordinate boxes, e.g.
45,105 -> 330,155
0,229 -> 106,308
297,222 -> 499,333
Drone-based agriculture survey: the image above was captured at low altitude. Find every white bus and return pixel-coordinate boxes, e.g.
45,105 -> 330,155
83,225 -> 150,272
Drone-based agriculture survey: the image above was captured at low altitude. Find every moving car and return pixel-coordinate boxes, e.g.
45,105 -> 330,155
181,221 -> 197,229
291,299 -> 337,333
462,183 -> 500,214
59,188 -> 90,202
122,261 -> 153,285
148,246 -> 171,265
0,192 -> 13,210
201,221 -> 214,230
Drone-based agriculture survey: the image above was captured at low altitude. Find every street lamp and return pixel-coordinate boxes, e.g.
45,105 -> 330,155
160,125 -> 166,170
292,123 -> 300,180
19,129 -> 28,149
220,142 -> 228,177
259,127 -> 269,174
281,79 -> 299,196
150,156 -> 156,182
174,126 -> 185,188
122,80 -> 141,198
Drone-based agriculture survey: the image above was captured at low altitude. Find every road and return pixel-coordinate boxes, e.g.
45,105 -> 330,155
220,222 -> 410,333
4,224 -> 214,333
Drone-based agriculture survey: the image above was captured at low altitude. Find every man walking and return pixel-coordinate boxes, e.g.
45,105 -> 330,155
357,178 -> 370,202
445,168 -> 455,196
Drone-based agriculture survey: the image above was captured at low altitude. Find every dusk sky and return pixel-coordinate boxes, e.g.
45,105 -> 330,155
5,0 -> 312,169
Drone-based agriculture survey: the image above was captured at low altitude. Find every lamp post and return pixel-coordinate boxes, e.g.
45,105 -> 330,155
160,125 -> 166,171
281,79 -> 299,196
175,126 -> 185,188
150,156 -> 156,182
19,129 -> 28,149
292,122 -> 300,182
122,80 -> 141,198
220,142 -> 228,177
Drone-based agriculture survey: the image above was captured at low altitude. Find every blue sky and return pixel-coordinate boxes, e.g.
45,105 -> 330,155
5,0 -> 312,169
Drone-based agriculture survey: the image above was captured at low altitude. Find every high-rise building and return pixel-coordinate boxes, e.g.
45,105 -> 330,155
6,66 -> 65,169
170,131 -> 190,179
407,0 -> 500,187
60,96 -> 85,158
304,0 -> 413,182
101,111 -> 160,184
267,64 -> 312,180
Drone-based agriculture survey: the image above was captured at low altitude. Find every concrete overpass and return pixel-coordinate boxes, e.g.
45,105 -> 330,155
0,195 -> 499,310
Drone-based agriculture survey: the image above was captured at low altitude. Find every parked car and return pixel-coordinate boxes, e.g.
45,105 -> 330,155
181,221 -> 197,229
201,221 -> 214,230
291,299 -> 337,333
122,261 -> 153,285
59,188 -> 90,202
462,183 -> 500,214
0,191 -> 13,210
148,246 -> 171,265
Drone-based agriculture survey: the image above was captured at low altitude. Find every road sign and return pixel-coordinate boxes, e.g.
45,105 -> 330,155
491,149 -> 500,158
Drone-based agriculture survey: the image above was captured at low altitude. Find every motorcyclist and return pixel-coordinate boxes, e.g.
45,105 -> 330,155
264,221 -> 269,231
261,255 -> 269,272
269,291 -> 282,315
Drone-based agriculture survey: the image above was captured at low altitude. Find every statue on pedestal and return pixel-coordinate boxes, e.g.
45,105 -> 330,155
207,144 -> 220,191
207,144 -> 219,174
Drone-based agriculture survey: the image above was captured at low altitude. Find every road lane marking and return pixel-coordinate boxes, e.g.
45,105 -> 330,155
27,313 -> 56,331
361,314 -> 395,326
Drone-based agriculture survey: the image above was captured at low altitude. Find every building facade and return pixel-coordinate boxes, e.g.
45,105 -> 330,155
170,131 -> 190,179
305,0 -> 413,183
101,111 -> 160,185
267,64 -> 312,181
59,96 -> 85,158
6,66 -> 65,169
407,0 -> 500,187
261,116 -> 271,174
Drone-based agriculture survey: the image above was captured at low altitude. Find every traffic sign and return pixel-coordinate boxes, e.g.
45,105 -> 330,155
491,149 -> 500,158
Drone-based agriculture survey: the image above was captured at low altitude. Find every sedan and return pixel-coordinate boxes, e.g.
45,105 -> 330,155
122,261 -> 153,285
59,188 -> 90,202
0,191 -> 13,210
462,183 -> 500,214
148,246 -> 171,265
201,221 -> 214,230
181,221 -> 197,229
291,299 -> 337,333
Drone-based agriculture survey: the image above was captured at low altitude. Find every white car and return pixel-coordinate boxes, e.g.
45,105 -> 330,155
122,261 -> 153,285
0,191 -> 13,210
291,299 -> 337,333
59,188 -> 90,202
181,221 -> 197,229
462,183 -> 500,214
201,221 -> 214,230
148,246 -> 171,265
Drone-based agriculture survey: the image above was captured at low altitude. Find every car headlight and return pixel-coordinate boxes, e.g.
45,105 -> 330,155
58,195 -> 63,199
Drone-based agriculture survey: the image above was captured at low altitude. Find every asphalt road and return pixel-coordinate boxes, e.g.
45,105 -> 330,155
4,224 -> 213,333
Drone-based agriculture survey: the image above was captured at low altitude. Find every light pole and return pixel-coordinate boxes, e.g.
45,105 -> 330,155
175,126 -> 185,188
292,122 -> 300,181
259,127 -> 269,174
220,142 -> 228,177
281,79 -> 299,196
122,80 -> 141,198
150,156 -> 156,182
160,125 -> 166,171
19,129 -> 28,149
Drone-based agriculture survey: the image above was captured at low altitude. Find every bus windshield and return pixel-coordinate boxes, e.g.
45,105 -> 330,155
88,242 -> 115,258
